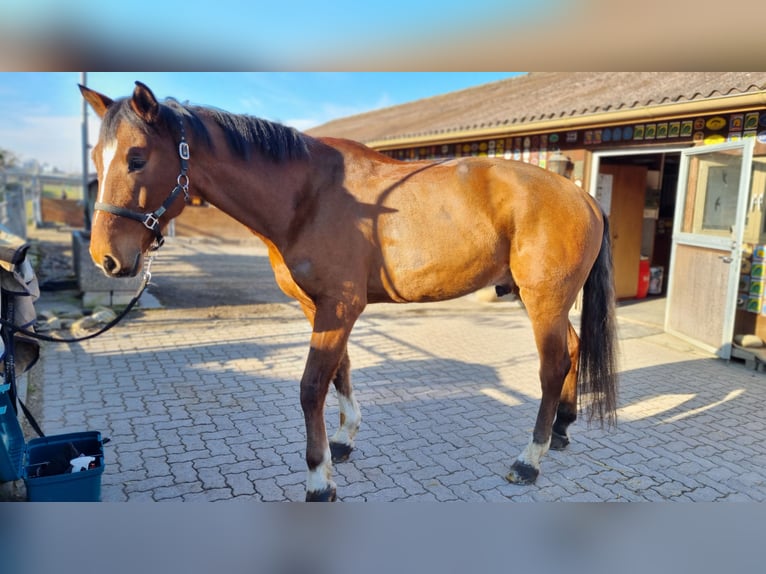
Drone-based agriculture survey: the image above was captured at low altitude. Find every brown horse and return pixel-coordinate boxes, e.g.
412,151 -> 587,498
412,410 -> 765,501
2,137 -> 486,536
80,81 -> 618,501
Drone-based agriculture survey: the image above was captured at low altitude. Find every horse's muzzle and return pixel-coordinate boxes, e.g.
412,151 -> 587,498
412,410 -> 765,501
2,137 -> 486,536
100,253 -> 141,278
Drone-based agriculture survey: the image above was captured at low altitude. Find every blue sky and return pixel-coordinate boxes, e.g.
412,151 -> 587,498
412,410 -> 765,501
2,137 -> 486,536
0,72 -> 521,172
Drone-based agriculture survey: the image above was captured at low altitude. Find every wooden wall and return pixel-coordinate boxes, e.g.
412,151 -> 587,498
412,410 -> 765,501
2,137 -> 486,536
174,205 -> 256,242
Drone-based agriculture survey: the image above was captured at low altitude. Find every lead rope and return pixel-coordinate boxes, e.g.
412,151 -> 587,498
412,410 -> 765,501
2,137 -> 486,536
0,255 -> 154,345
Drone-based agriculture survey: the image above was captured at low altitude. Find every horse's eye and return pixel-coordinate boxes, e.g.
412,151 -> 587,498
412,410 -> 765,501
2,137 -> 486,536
128,157 -> 146,172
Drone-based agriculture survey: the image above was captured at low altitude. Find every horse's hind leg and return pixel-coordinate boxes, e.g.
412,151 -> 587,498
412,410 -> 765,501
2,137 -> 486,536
329,349 -> 362,463
507,304 -> 571,485
550,322 -> 579,451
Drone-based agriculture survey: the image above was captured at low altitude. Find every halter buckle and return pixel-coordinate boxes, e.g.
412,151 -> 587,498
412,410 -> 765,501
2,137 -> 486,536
143,213 -> 160,231
179,142 -> 190,160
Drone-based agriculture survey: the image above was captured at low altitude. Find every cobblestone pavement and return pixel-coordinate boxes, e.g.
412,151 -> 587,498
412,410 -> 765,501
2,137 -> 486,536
30,235 -> 766,502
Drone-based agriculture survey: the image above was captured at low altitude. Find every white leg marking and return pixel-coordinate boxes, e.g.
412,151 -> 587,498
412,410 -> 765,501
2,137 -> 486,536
330,393 -> 361,447
99,140 -> 118,204
517,436 -> 551,470
306,447 -> 334,494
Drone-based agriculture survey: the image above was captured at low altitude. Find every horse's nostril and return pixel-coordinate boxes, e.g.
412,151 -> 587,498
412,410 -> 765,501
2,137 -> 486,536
102,255 -> 119,274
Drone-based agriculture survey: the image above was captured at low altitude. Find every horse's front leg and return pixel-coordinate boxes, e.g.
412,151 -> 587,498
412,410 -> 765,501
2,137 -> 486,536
329,349 -> 362,463
301,299 -> 361,502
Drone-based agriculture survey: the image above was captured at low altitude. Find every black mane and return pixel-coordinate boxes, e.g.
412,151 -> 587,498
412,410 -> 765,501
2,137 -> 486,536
103,97 -> 310,163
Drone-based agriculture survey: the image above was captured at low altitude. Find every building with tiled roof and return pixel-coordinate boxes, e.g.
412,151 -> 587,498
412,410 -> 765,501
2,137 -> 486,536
308,72 -> 766,360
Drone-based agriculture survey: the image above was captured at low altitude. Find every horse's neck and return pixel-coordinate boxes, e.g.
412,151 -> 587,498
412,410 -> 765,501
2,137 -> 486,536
192,150 -> 305,247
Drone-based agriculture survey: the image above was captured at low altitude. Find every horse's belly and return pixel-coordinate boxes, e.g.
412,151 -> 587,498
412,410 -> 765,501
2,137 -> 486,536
371,224 -> 509,303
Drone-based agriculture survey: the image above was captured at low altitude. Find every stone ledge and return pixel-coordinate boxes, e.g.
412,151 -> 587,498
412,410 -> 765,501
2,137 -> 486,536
72,230 -> 142,308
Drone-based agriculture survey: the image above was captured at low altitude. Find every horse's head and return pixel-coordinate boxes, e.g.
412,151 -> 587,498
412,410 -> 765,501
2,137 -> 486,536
80,81 -> 190,277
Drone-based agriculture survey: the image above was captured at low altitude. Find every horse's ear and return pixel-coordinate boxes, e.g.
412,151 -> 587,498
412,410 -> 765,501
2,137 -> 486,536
130,81 -> 160,123
79,84 -> 113,119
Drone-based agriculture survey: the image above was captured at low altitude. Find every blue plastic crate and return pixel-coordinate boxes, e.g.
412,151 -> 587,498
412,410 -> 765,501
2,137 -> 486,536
0,387 -> 24,482
0,384 -> 105,501
24,431 -> 105,502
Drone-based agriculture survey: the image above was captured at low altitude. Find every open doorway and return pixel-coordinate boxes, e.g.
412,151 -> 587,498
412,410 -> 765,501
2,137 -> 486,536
590,149 -> 684,324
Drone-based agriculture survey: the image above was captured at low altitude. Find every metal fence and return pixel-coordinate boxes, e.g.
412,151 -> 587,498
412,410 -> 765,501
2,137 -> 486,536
0,168 -> 79,238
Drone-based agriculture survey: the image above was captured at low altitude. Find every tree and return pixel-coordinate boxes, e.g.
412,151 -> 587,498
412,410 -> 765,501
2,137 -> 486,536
0,147 -> 18,169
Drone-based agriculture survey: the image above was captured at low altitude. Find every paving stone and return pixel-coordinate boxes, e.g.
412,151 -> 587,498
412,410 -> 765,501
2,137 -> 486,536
124,475 -> 175,494
144,456 -> 172,478
197,467 -> 228,489
170,461 -> 199,484
154,481 -> 203,501
440,469 -> 478,487
363,486 -> 408,502
182,487 -> 233,502
423,482 -> 460,501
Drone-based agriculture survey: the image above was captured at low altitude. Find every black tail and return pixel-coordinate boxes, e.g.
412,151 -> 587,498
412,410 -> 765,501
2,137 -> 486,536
579,211 -> 619,427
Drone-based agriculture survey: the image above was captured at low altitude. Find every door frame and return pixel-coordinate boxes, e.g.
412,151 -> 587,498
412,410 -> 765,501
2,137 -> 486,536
588,146 -> 689,215
664,138 -> 755,358
587,146 -> 688,302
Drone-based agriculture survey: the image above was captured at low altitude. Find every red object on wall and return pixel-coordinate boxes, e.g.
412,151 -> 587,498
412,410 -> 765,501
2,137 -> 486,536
637,257 -> 650,299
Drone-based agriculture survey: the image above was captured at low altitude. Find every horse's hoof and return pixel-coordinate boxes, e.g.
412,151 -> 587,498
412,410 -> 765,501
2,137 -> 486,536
506,461 -> 539,485
330,441 -> 353,463
549,432 -> 570,451
305,486 -> 337,502
495,284 -> 512,297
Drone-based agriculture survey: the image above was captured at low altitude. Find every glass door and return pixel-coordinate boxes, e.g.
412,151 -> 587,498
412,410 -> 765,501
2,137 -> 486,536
665,139 -> 754,358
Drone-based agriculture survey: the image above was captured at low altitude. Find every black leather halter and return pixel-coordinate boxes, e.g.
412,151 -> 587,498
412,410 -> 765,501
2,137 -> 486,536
94,119 -> 190,251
